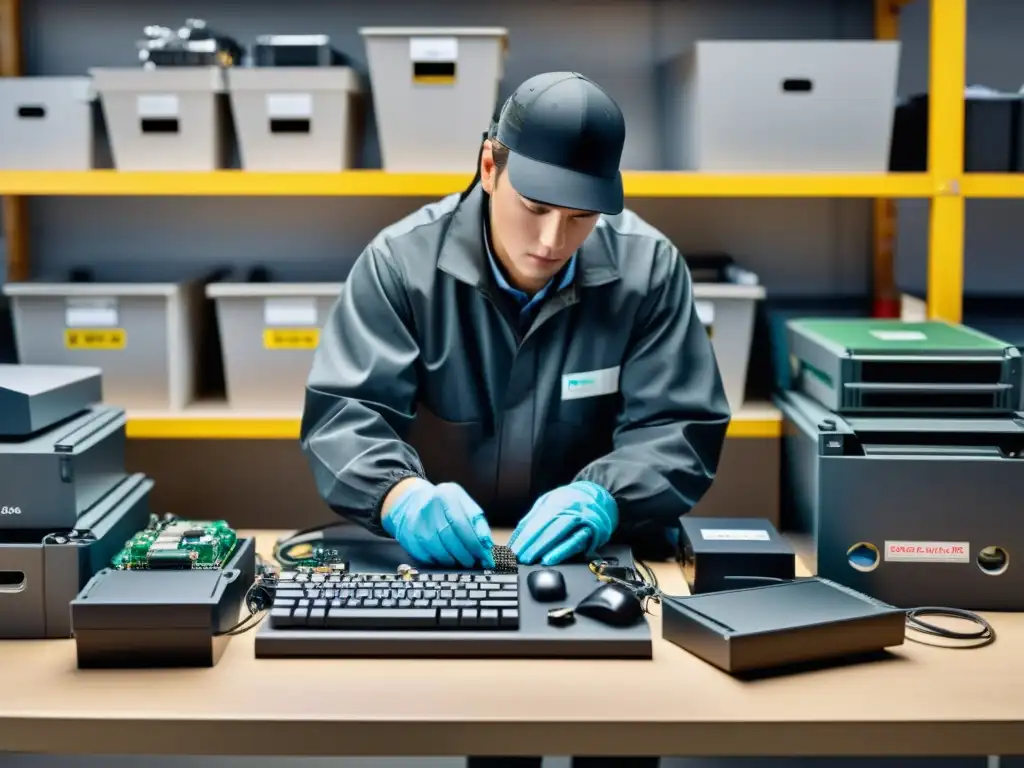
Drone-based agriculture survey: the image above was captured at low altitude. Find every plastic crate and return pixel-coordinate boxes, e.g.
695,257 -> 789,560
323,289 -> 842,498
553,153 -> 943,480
660,40 -> 900,171
359,27 -> 507,171
686,254 -> 766,410
1,266 -> 214,410
90,66 -> 229,171
0,76 -> 96,170
207,267 -> 344,410
228,66 -> 362,171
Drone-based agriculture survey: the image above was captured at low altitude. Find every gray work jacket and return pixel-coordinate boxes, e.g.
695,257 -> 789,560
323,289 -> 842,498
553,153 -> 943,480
300,183 -> 731,540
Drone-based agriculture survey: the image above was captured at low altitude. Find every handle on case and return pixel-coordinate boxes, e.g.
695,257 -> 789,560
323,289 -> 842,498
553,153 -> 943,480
17,104 -> 46,119
781,78 -> 814,94
0,571 -> 26,592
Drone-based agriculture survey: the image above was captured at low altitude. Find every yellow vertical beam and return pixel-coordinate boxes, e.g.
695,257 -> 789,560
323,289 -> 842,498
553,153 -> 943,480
926,0 -> 967,323
0,0 -> 28,282
873,0 -> 901,318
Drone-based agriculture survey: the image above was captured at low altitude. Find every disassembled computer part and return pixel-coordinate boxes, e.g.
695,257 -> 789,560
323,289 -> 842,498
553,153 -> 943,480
111,515 -> 238,570
547,606 -> 576,627
489,544 -> 518,573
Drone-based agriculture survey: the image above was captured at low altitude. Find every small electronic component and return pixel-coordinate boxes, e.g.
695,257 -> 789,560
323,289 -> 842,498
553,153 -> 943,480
547,606 -> 576,627
490,545 -> 518,573
111,515 -> 238,571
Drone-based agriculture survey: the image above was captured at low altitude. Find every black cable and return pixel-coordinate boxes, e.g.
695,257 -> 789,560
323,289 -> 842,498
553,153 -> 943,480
905,606 -> 995,646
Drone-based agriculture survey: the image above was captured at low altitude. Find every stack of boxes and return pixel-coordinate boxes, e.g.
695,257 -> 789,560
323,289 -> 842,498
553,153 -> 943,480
777,318 -> 1024,611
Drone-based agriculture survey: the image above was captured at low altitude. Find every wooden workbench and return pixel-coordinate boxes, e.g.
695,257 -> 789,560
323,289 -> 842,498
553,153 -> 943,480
0,530 -> 1021,758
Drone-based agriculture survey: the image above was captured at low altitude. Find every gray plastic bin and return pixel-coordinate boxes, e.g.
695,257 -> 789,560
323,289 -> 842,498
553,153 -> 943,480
207,278 -> 344,410
661,41 -> 900,171
90,66 -> 228,171
1,268 -> 208,411
228,67 -> 362,171
360,27 -> 507,171
688,259 -> 766,411
0,77 -> 96,170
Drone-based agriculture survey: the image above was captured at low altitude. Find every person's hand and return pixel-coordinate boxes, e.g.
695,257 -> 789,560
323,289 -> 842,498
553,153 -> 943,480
508,481 -> 618,566
381,478 -> 495,568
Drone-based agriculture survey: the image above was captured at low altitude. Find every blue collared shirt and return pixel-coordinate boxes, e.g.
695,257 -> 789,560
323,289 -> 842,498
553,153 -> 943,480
483,205 -> 576,327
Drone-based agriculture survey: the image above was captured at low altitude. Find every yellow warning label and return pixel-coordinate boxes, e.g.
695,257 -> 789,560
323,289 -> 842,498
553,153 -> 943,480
263,328 -> 320,350
413,75 -> 456,86
64,328 -> 127,350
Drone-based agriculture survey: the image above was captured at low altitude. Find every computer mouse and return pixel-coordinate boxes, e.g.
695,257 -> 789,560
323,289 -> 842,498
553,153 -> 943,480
527,568 -> 567,602
575,583 -> 645,627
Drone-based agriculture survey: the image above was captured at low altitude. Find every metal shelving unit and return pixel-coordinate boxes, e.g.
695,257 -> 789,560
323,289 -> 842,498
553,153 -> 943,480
0,0 -> 987,443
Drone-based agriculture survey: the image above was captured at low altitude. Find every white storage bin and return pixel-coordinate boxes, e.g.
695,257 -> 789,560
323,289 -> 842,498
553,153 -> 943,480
360,27 -> 507,171
90,66 -> 229,171
228,67 -> 362,171
687,255 -> 766,411
0,77 -> 95,170
2,266 -> 211,411
661,40 -> 901,172
207,275 -> 343,410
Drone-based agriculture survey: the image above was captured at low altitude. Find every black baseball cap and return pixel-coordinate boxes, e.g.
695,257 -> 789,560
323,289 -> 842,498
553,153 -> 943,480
490,72 -> 625,215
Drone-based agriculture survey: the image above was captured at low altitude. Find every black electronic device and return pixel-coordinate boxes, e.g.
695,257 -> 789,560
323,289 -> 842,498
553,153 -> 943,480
251,34 -> 347,67
137,19 -> 243,68
678,516 -> 795,594
255,525 -> 653,659
0,474 -> 154,639
575,582 -> 645,628
661,577 -> 907,675
527,568 -> 566,602
70,535 -> 256,668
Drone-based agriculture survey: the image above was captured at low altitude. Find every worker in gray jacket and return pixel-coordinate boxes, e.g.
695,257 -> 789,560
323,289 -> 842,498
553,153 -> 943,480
301,71 -> 731,576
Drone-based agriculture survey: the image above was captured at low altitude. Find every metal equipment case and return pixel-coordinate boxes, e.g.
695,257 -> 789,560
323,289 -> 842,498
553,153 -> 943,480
778,389 -> 1024,611
0,474 -> 154,639
788,319 -> 1021,414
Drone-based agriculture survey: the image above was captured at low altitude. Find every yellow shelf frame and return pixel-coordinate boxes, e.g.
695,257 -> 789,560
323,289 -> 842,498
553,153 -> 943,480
0,170 -> 935,199
123,403 -> 783,441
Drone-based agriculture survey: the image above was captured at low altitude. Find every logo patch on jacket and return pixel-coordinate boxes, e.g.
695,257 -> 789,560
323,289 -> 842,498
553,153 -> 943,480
561,366 -> 620,400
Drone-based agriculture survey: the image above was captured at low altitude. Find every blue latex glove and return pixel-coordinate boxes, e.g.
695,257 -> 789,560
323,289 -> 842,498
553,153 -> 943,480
382,479 -> 495,568
508,481 -> 618,566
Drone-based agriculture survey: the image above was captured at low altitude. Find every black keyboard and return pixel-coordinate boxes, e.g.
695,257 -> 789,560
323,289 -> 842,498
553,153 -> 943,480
268,570 -> 520,630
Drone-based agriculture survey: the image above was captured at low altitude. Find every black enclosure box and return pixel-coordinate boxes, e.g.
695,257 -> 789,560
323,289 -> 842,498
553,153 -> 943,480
890,92 -> 1024,172
662,577 -> 907,675
70,537 -> 257,668
679,517 -> 795,594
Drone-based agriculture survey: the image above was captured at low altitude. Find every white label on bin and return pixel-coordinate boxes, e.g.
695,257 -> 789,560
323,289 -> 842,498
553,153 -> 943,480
65,298 -> 118,328
136,94 -> 179,119
264,297 -> 318,328
266,93 -> 313,119
884,540 -> 970,563
869,329 -> 927,342
700,528 -> 770,542
695,300 -> 715,326
409,36 -> 458,63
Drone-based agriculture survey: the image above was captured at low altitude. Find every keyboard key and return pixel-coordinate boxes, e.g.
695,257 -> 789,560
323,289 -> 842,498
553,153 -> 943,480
325,609 -> 438,629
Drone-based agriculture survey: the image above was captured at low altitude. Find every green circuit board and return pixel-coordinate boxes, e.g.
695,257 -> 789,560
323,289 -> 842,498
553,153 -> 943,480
112,516 -> 238,570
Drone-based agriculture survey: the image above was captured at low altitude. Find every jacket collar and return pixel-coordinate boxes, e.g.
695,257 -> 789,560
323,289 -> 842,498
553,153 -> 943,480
438,183 -> 621,290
